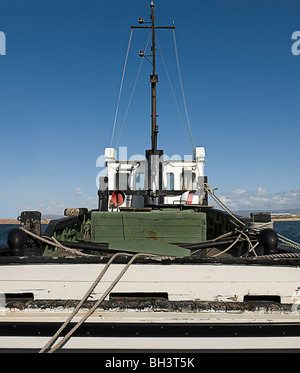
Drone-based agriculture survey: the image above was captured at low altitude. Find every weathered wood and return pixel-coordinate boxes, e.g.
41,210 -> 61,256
91,211 -> 207,243
1,262 -> 300,303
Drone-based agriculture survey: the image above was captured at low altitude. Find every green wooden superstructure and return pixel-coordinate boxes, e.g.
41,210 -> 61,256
91,210 -> 206,244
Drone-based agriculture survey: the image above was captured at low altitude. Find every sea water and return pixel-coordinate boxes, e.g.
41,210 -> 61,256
0,225 -> 17,245
273,221 -> 300,244
0,221 -> 300,246
0,224 -> 47,245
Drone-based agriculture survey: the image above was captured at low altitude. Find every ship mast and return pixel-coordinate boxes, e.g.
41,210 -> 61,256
132,1 -> 174,203
150,1 -> 158,155
132,1 -> 174,154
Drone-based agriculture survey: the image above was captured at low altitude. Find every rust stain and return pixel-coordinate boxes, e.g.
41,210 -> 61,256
146,230 -> 158,240
227,295 -> 238,302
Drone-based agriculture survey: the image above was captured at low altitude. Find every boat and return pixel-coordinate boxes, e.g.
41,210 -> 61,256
1,1 -> 300,353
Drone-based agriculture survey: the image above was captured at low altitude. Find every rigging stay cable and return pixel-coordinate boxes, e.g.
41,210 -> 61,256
156,35 -> 193,152
115,31 -> 152,148
110,29 -> 133,148
172,29 -> 195,151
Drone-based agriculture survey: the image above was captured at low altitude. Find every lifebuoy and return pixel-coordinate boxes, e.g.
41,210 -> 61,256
110,190 -> 125,207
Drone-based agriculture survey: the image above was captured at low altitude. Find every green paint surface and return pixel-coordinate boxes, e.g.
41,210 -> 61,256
91,210 -> 206,244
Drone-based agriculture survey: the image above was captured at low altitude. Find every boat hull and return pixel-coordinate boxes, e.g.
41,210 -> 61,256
1,311 -> 300,352
1,256 -> 300,352
1,257 -> 300,303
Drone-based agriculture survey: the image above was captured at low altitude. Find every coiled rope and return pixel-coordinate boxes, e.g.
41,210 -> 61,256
210,233 -> 242,257
203,184 -> 300,257
253,252 -> 300,259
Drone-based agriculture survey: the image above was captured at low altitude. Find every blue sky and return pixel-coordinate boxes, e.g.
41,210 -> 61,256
0,0 -> 300,217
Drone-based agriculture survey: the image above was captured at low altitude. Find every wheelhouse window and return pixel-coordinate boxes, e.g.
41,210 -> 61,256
166,173 -> 174,190
136,173 -> 145,190
181,171 -> 196,190
116,171 -> 129,190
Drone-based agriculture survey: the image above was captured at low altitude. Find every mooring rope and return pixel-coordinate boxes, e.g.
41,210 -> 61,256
20,227 -> 95,257
40,252 -> 156,353
204,184 -> 246,228
211,234 -> 242,257
277,233 -> 300,251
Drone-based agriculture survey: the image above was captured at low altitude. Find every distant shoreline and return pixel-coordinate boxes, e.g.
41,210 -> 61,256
0,219 -> 51,225
0,217 -> 300,225
272,217 -> 300,222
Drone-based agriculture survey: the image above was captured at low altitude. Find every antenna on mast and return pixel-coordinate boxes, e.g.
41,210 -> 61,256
131,1 -> 174,155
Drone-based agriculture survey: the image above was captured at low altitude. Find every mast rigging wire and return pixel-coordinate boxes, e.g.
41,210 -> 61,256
156,35 -> 193,152
111,29 -> 195,152
115,32 -> 152,148
172,29 -> 195,151
110,29 -> 133,148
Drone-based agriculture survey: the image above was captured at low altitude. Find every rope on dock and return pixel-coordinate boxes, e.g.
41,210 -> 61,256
204,184 -> 246,228
39,251 -> 156,353
278,233 -> 300,251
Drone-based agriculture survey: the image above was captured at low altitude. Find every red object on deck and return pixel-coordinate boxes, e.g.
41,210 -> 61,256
187,191 -> 193,204
111,190 -> 125,207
